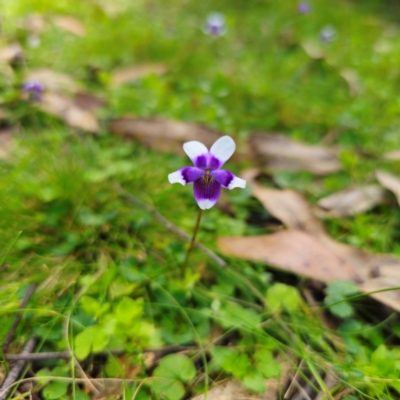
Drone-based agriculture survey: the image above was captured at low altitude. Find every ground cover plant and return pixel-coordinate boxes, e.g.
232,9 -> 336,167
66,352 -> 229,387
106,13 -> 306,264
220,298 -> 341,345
2,0 -> 400,399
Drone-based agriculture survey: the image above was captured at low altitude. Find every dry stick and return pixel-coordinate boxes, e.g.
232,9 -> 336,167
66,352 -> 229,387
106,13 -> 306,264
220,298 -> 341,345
118,189 -> 227,268
5,345 -> 195,362
2,284 -> 37,353
0,338 -> 36,400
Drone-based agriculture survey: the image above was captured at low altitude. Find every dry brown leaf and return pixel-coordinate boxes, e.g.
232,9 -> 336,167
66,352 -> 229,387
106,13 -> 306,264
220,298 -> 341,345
315,185 -> 387,218
383,150 -> 400,161
219,230 -> 360,282
111,64 -> 168,86
19,14 -> 47,33
39,92 -> 99,132
191,361 -> 291,400
340,68 -> 362,97
0,43 -> 23,63
74,91 -> 107,112
25,69 -> 79,93
0,128 -> 14,159
109,118 -> 221,154
249,134 -> 341,175
376,170 -> 400,205
53,16 -> 86,36
301,41 -> 325,59
221,169 -> 400,311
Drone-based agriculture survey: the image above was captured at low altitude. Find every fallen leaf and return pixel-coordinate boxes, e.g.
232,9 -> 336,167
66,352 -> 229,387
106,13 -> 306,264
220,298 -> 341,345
220,169 -> 400,311
301,41 -> 325,59
19,14 -> 47,33
111,64 -> 168,86
38,92 -> 99,132
25,69 -> 79,93
190,362 -> 291,400
315,185 -> 387,218
340,68 -> 362,97
74,91 -> 107,112
0,128 -> 14,159
53,16 -> 86,36
249,134 -> 341,175
0,43 -> 23,63
218,230 -> 360,282
376,170 -> 400,205
109,118 -> 221,154
383,150 -> 400,160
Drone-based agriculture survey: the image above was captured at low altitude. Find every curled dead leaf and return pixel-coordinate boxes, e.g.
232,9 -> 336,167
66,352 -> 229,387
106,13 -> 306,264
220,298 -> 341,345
224,169 -> 400,311
383,150 -> 400,161
301,41 -> 325,59
109,117 -> 221,154
249,134 -> 341,175
376,170 -> 400,206
25,69 -> 79,93
39,92 -> 99,132
339,68 -> 362,97
218,230 -> 360,282
111,64 -> 168,86
74,92 -> 107,112
52,16 -> 86,36
0,43 -> 23,63
315,185 -> 387,218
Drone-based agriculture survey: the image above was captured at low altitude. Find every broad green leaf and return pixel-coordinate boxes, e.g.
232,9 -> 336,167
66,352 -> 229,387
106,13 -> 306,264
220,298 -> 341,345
115,296 -> 143,323
325,280 -> 359,297
266,283 -> 302,312
154,354 -> 196,383
148,377 -> 185,400
74,325 -> 109,360
371,345 -> 395,376
42,381 -> 69,400
79,295 -> 100,316
212,347 -> 251,378
242,371 -> 265,393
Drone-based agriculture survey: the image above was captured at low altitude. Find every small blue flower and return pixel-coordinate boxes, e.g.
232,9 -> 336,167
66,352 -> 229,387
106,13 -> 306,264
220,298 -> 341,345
203,13 -> 226,37
168,136 -> 246,210
298,2 -> 311,14
320,26 -> 336,43
22,81 -> 43,101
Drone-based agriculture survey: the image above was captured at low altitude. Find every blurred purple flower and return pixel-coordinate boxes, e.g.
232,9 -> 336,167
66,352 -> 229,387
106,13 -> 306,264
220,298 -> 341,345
22,81 -> 43,101
203,13 -> 226,37
320,26 -> 336,43
298,2 -> 311,14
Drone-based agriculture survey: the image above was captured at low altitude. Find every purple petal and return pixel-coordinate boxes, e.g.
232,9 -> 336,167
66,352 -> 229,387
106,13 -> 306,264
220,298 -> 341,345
212,170 -> 247,189
195,154 -> 208,169
209,136 -> 235,169
193,179 -> 221,209
168,167 -> 204,186
183,141 -> 209,167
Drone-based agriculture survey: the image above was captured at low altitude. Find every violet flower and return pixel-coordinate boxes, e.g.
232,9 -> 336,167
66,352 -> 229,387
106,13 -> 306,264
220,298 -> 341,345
22,81 -> 43,101
203,13 -> 226,37
168,136 -> 246,210
298,2 -> 311,14
320,26 -> 336,43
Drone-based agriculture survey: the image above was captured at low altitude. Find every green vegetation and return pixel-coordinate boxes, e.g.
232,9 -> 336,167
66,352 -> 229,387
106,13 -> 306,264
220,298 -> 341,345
2,0 -> 400,399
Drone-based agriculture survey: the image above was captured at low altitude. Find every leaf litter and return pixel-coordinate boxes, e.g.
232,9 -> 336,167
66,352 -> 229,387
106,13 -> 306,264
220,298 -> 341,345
218,169 -> 400,312
111,64 -> 168,86
249,133 -> 341,175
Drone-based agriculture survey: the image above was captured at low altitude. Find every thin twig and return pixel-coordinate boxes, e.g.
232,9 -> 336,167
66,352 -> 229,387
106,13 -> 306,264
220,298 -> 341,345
2,284 -> 37,353
0,338 -> 36,400
5,346 -> 195,362
118,188 -> 226,267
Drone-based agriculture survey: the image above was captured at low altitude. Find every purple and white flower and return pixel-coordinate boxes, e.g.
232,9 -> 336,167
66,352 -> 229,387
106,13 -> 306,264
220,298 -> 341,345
168,136 -> 246,210
320,26 -> 336,43
203,13 -> 226,37
297,2 -> 311,14
22,81 -> 43,101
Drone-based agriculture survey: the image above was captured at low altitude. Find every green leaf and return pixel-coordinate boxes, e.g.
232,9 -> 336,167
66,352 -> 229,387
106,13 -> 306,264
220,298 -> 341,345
74,325 -> 109,360
148,377 -> 185,400
242,371 -> 265,393
154,354 -> 196,383
325,280 -> 359,297
79,296 -> 100,316
325,295 -> 354,319
371,345 -> 395,376
42,381 -> 69,400
266,283 -> 302,312
115,296 -> 143,324
211,347 -> 251,378
258,360 -> 281,379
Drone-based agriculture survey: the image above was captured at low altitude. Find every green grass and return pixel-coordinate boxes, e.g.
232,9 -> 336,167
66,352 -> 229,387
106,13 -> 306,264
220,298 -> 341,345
2,0 -> 400,399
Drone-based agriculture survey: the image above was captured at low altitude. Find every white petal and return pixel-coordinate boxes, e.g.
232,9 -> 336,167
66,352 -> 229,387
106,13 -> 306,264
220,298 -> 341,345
168,170 -> 186,186
197,198 -> 218,210
183,141 -> 209,164
228,176 -> 246,190
210,136 -> 236,166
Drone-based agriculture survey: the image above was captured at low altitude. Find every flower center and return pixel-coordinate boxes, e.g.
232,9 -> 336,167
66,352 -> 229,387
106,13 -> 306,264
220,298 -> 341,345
203,169 -> 213,183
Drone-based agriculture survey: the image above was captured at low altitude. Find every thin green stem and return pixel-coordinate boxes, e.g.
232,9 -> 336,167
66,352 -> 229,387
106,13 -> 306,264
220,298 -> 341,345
181,208 -> 203,276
